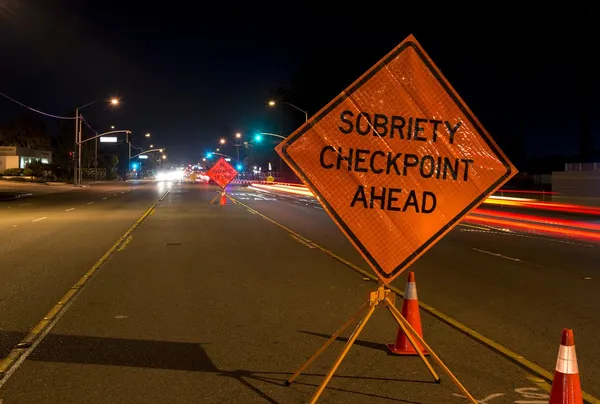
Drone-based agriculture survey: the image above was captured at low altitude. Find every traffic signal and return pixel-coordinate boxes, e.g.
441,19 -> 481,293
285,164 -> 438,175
254,134 -> 262,142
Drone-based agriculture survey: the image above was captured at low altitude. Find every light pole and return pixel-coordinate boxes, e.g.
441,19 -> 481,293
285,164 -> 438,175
74,98 -> 119,186
127,132 -> 159,179
266,101 -> 305,180
95,125 -> 116,175
254,132 -> 286,177
78,129 -> 130,182
219,138 -> 226,156
130,148 -> 164,159
268,100 -> 308,122
255,132 -> 286,140
234,132 -> 242,163
209,152 -> 232,159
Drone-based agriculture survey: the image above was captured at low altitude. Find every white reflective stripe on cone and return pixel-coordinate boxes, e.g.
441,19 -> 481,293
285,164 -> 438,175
556,344 -> 579,374
405,282 -> 418,300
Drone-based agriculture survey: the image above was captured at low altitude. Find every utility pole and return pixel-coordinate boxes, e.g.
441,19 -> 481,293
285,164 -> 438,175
279,106 -> 283,178
127,133 -> 131,180
74,109 -> 79,185
77,114 -> 83,186
94,136 -> 98,180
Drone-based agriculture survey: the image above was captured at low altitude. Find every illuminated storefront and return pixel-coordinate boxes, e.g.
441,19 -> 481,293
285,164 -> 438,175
0,146 -> 52,172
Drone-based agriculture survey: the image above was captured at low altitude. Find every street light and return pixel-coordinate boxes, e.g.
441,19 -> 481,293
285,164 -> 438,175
268,100 -> 308,122
254,132 -> 286,177
74,97 -> 120,186
234,132 -> 242,163
219,138 -> 226,144
150,144 -> 154,148
210,152 -> 233,159
255,132 -> 286,141
130,148 -> 165,159
145,133 -> 151,138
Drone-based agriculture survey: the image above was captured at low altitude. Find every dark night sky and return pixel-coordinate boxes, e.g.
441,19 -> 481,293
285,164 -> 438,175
0,2 -> 598,170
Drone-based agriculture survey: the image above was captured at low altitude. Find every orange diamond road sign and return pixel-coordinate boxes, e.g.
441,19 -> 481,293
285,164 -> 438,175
206,157 -> 238,189
276,35 -> 517,284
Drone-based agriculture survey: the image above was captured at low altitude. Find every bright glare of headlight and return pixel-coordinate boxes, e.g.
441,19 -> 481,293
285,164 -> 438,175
156,170 -> 184,181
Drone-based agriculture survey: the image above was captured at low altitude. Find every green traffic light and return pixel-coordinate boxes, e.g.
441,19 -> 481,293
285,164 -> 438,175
254,134 -> 262,142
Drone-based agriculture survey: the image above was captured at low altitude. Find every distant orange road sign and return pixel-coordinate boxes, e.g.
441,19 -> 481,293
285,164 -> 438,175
276,35 -> 517,284
206,157 -> 238,189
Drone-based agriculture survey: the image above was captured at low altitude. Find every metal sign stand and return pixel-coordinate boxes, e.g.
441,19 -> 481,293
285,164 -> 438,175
285,285 -> 478,404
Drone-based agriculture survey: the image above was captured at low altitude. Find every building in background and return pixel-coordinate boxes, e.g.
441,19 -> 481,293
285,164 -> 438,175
0,146 -> 52,172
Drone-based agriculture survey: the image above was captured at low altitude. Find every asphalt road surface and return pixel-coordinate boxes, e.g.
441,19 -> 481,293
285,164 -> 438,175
0,180 -> 166,360
228,185 -> 600,400
0,182 -> 585,403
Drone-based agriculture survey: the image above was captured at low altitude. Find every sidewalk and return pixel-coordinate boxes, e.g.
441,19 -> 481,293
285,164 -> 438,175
0,179 -> 121,198
0,184 -> 544,403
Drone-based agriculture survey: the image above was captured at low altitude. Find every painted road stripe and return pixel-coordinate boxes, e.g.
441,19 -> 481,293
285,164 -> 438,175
229,196 -> 599,404
290,234 -> 315,249
117,236 -> 133,252
459,223 -> 490,231
0,189 -> 171,384
32,217 -> 46,222
473,248 -> 521,262
65,208 -> 75,212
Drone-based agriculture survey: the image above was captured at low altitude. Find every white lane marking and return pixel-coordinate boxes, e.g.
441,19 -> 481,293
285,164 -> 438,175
454,386 -> 549,403
461,228 -> 595,248
87,201 -> 94,204
65,208 -> 75,212
112,194 -> 117,196
473,248 -> 521,262
121,191 -> 125,194
32,217 -> 47,222
454,393 -> 505,403
102,197 -> 107,200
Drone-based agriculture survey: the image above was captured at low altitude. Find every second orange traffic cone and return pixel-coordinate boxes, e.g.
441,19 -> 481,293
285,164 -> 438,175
549,328 -> 582,404
219,190 -> 227,205
387,271 -> 428,355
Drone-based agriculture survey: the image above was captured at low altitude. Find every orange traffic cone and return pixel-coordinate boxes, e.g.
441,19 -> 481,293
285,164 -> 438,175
387,271 -> 428,355
219,190 -> 227,205
549,328 -> 582,404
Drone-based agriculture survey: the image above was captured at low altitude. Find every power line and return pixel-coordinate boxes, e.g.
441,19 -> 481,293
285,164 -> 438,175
0,91 -> 76,120
80,116 -> 99,134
